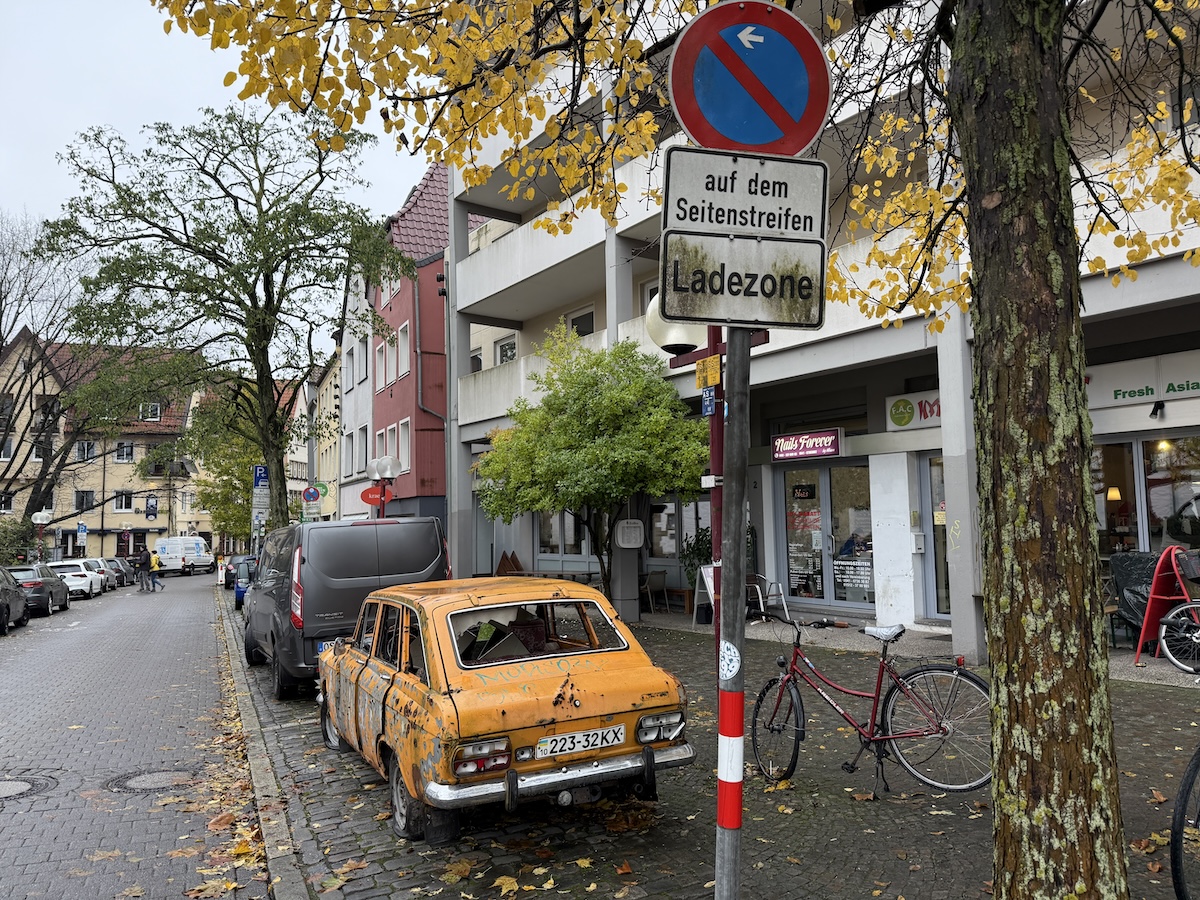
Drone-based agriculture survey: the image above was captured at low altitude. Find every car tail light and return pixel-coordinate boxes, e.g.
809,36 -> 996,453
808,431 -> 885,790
289,545 -> 303,630
21,580 -> 43,588
453,738 -> 511,776
636,711 -> 686,743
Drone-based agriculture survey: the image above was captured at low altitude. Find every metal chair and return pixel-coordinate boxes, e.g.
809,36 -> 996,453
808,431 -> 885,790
747,573 -> 791,621
640,570 -> 668,613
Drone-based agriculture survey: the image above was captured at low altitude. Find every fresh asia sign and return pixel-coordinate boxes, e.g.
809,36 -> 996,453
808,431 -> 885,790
772,429 -> 844,461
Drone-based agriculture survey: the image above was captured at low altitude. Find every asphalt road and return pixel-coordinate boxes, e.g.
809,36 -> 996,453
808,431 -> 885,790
0,572 -> 267,900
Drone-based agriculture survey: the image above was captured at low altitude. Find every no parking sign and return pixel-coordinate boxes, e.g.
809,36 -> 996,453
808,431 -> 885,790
669,0 -> 832,156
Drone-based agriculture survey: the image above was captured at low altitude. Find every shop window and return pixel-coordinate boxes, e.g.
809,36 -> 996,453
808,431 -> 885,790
1146,436 -> 1200,553
1093,443 -> 1138,555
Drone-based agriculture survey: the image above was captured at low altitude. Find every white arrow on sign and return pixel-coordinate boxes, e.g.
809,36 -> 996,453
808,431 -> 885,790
738,26 -> 764,48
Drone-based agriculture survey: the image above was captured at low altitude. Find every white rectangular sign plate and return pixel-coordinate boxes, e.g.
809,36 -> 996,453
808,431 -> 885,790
660,230 -> 826,328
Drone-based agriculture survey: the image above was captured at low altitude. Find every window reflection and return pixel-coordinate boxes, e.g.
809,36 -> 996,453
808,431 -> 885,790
1146,437 -> 1200,552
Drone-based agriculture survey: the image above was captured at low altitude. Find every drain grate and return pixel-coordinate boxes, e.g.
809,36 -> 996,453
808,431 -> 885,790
0,774 -> 57,801
105,770 -> 198,793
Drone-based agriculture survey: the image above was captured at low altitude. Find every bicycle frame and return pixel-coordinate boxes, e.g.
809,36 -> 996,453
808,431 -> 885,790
780,638 -> 947,745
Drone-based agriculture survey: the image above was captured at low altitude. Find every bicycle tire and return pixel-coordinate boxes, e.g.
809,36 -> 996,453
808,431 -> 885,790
1172,742 -> 1200,899
882,664 -> 992,792
751,675 -> 804,782
1160,603 -> 1200,674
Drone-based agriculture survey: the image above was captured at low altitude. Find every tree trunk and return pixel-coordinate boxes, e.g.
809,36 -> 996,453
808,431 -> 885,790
947,2 -> 1128,898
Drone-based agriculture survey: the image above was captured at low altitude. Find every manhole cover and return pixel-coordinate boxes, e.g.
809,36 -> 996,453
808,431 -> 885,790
0,775 -> 57,800
106,771 -> 197,793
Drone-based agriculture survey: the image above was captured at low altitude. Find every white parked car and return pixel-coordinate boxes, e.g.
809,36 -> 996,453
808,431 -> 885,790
82,558 -> 117,592
49,561 -> 104,598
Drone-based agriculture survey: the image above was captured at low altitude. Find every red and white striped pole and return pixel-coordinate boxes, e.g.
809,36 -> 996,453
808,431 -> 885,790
714,327 -> 750,900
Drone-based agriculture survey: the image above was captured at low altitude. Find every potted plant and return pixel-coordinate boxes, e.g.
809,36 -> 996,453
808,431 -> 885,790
678,526 -> 712,616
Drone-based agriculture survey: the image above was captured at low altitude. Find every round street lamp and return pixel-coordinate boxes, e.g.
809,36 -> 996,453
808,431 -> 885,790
31,511 -> 52,561
366,455 -> 401,518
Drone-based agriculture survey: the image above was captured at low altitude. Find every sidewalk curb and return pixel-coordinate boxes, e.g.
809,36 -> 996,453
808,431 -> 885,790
215,588 -> 313,900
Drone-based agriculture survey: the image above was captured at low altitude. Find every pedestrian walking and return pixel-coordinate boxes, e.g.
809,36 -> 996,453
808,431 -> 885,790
137,546 -> 151,592
149,551 -> 166,592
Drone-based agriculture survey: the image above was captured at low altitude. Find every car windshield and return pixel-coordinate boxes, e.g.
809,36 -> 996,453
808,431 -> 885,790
449,600 -> 628,668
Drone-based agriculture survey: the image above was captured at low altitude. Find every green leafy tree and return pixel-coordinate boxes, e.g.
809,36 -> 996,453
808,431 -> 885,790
474,324 -> 708,596
37,104 -> 412,529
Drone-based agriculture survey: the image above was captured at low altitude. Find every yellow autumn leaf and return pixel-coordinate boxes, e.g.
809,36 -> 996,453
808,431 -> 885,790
575,858 -> 593,868
492,876 -> 519,896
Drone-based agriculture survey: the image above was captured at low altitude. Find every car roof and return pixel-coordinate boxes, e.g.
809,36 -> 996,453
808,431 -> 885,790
368,576 -> 609,613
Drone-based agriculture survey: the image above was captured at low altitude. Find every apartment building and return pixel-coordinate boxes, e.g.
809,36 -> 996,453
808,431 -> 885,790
0,328 -> 212,560
442,18 -> 1200,659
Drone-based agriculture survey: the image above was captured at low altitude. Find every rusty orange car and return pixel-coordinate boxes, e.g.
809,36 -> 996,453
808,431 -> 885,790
317,576 -> 694,844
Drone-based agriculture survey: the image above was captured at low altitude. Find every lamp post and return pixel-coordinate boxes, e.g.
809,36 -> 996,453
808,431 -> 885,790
365,455 -> 401,519
31,512 -> 52,561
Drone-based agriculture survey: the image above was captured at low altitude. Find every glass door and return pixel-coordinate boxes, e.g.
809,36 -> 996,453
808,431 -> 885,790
923,455 -> 951,617
783,469 -> 823,599
830,466 -> 874,607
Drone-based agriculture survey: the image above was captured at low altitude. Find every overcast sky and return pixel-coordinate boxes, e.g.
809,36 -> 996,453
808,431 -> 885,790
1,2 -> 429,224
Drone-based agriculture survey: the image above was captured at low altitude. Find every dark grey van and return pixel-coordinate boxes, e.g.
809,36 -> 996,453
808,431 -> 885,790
243,518 -> 448,699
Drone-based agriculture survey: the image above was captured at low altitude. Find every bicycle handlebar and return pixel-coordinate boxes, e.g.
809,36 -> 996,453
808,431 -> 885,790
752,611 -> 852,630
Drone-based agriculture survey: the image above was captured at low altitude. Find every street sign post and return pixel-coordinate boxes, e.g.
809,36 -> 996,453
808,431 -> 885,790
668,0 -> 831,156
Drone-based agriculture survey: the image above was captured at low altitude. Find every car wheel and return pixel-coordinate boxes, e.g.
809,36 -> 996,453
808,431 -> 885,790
44,597 -> 54,617
61,593 -> 70,611
388,755 -> 425,840
320,695 -> 350,752
16,605 -> 29,627
185,565 -> 194,577
271,652 -> 294,701
88,583 -> 96,598
1,605 -> 9,636
244,630 -> 263,666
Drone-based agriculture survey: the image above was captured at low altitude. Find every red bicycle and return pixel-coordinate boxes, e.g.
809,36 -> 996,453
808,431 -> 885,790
750,617 -> 992,794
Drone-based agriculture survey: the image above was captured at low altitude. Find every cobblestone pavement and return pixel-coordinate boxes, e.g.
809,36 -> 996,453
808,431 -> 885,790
224,591 -> 1197,900
0,574 -> 268,900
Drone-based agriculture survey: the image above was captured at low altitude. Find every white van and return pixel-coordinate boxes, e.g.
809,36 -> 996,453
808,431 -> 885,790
154,535 -> 216,576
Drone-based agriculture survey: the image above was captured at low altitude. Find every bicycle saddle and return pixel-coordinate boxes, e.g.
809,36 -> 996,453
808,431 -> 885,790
863,624 -> 906,644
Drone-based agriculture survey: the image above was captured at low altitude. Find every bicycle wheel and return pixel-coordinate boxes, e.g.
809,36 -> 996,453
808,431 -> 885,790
1172,742 -> 1200,899
751,675 -> 804,782
882,664 -> 992,792
1160,603 -> 1200,674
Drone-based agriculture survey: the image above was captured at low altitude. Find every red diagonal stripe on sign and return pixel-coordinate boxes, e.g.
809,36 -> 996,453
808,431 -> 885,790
706,33 -> 797,136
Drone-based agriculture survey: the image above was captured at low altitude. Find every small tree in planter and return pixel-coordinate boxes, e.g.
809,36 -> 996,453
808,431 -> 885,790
678,526 -> 712,600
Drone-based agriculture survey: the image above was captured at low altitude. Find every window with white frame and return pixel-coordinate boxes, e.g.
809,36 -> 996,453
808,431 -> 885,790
75,440 -> 97,461
139,402 -> 161,421
344,346 -> 355,392
357,424 -> 369,471
386,335 -> 397,383
640,280 -> 658,316
569,308 -> 595,337
397,323 -> 410,377
343,432 -> 355,477
0,436 -> 11,460
115,441 -> 134,462
470,348 -> 483,372
114,490 -> 134,512
375,342 -> 387,391
74,490 -> 95,512
386,423 -> 397,457
357,338 -> 369,383
32,435 -> 52,460
398,419 -> 411,471
41,491 -> 53,512
375,429 -> 387,460
495,335 -> 517,365
0,492 -> 12,514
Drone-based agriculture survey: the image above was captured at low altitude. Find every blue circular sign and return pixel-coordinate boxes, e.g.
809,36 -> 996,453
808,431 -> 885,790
669,1 -> 831,156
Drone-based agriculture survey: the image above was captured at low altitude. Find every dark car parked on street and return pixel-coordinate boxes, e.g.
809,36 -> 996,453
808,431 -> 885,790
105,557 -> 136,587
243,517 -> 448,700
4,564 -> 69,616
0,567 -> 30,635
223,554 -> 258,589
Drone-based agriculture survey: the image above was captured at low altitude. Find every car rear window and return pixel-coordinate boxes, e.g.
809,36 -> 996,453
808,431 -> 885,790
8,568 -> 36,580
51,563 -> 83,573
450,600 -> 627,668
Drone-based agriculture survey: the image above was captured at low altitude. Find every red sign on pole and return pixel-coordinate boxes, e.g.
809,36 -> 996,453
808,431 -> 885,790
669,0 -> 831,156
360,484 -> 394,505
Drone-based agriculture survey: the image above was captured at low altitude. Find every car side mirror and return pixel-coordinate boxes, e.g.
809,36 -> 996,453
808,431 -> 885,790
333,638 -> 348,657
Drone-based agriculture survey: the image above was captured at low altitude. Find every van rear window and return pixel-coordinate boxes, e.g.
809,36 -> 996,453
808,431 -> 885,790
306,522 -> 444,580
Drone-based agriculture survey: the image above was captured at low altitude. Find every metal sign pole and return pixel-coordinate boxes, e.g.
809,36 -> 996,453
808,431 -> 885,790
714,327 -> 750,900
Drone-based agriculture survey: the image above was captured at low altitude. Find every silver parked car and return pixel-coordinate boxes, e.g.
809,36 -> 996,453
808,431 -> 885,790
82,558 -> 117,592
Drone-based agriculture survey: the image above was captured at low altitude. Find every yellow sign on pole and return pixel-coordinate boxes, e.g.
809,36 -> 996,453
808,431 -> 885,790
696,354 -> 721,389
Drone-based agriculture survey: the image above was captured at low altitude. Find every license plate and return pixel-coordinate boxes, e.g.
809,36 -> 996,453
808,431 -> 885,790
535,725 -> 625,759
317,641 -> 335,653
